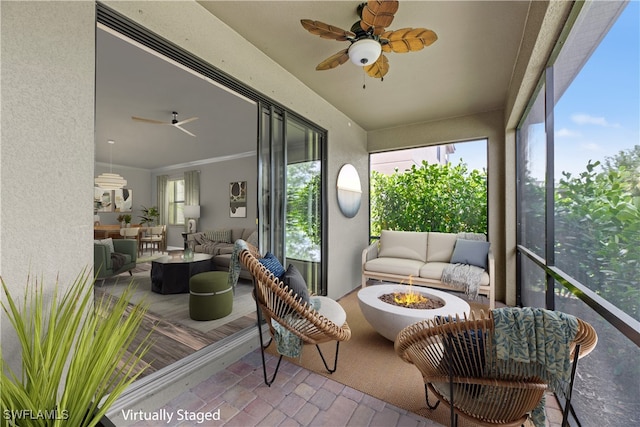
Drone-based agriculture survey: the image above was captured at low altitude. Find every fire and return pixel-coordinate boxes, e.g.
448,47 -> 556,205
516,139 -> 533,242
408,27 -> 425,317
393,276 -> 429,307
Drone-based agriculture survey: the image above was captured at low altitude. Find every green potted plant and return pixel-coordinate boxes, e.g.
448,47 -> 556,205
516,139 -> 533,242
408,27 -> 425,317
0,269 -> 152,427
139,206 -> 159,227
123,214 -> 132,227
116,214 -> 126,227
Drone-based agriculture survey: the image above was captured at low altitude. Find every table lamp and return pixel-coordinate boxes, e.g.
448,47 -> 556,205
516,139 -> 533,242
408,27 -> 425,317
184,205 -> 201,233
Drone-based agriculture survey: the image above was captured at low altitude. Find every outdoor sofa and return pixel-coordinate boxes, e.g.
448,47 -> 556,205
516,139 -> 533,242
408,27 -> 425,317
362,230 -> 495,308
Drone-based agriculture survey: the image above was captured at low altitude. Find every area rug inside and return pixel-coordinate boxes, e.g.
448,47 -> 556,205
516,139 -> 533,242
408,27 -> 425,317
96,264 -> 255,335
273,287 -> 519,427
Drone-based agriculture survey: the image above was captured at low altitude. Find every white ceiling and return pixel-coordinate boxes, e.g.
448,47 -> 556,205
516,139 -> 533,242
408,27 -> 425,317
95,1 -> 531,169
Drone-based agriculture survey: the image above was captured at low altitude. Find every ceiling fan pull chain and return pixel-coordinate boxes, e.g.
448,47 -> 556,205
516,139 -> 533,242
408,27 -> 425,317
362,68 -> 367,90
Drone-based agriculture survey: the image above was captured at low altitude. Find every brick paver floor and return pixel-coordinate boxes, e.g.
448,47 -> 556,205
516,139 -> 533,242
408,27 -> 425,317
125,348 -> 565,427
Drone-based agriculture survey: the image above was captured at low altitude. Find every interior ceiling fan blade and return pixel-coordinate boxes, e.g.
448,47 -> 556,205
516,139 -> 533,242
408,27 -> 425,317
364,54 -> 389,79
173,124 -> 196,137
381,28 -> 438,53
360,0 -> 399,35
174,117 -> 198,126
301,19 -> 355,41
316,49 -> 349,70
131,116 -> 169,125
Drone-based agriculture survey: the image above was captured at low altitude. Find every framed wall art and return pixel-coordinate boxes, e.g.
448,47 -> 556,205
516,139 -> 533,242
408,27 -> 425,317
94,188 -> 113,212
229,181 -> 247,218
114,188 -> 133,212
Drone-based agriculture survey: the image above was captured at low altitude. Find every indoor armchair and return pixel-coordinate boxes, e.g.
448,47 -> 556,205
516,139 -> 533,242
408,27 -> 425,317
94,238 -> 138,280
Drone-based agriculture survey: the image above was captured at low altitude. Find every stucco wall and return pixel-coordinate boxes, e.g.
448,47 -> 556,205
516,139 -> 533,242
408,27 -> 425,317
105,1 -> 370,300
0,2 -> 96,370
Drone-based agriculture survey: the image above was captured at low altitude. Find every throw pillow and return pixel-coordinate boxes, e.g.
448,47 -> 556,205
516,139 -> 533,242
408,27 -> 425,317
94,238 -> 114,255
204,229 -> 231,243
259,252 -> 286,279
283,264 -> 310,304
450,239 -> 490,270
246,230 -> 259,248
440,329 -> 486,387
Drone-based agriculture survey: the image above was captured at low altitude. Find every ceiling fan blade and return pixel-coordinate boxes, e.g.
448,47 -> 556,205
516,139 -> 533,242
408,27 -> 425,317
131,116 -> 169,125
360,0 -> 399,35
173,125 -> 196,137
174,117 -> 198,126
316,49 -> 349,70
364,54 -> 389,79
301,19 -> 355,41
381,28 -> 438,53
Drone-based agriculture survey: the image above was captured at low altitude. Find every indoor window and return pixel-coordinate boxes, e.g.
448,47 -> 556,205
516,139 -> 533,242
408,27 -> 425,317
168,178 -> 185,225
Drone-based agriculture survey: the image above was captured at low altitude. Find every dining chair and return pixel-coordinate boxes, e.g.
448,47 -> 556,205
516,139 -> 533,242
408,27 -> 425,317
119,227 -> 140,250
140,226 -> 164,255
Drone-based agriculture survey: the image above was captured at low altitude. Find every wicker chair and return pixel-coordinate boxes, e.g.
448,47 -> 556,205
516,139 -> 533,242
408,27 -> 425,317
239,247 -> 352,386
395,309 -> 597,427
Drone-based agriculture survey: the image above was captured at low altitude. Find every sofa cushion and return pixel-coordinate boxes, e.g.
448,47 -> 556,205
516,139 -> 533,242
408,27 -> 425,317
419,261 -> 450,281
365,257 -> 423,277
450,239 -> 490,270
427,232 -> 458,262
378,230 -> 428,262
419,262 -> 490,285
313,296 -> 347,327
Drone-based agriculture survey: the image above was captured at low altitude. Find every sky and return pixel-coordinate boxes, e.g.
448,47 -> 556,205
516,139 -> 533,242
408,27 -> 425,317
450,1 -> 639,178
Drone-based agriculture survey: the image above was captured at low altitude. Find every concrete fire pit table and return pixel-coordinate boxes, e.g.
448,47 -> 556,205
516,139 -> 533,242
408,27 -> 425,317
358,284 -> 471,341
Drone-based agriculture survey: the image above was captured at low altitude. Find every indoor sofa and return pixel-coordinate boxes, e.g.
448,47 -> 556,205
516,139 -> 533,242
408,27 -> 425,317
94,238 -> 138,280
188,227 -> 257,280
362,230 -> 495,308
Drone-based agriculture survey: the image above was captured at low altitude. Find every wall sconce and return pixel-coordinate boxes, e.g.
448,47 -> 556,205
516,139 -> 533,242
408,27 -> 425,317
337,164 -> 362,218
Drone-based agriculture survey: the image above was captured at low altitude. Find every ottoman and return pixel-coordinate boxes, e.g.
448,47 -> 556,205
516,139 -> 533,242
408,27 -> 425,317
189,271 -> 233,321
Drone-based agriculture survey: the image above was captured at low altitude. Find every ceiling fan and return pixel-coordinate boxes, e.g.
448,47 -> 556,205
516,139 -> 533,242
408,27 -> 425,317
131,111 -> 198,137
301,0 -> 437,80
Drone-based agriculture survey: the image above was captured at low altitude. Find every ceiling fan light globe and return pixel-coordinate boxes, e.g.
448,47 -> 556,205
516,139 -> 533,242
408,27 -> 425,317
348,39 -> 381,66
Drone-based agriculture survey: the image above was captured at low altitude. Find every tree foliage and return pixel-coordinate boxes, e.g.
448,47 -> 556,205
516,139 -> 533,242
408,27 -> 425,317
370,161 -> 487,236
555,145 -> 640,319
286,162 -> 321,261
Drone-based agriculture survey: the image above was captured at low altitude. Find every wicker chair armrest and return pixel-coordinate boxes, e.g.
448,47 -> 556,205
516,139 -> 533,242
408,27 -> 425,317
572,318 -> 598,359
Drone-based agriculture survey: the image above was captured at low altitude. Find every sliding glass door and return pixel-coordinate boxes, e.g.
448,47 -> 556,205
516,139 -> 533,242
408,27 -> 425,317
258,106 -> 326,295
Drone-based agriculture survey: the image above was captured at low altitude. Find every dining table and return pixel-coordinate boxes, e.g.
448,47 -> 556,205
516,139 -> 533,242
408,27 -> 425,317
94,224 -> 143,240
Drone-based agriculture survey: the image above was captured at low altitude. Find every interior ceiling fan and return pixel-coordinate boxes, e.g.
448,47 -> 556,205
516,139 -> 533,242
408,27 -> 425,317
301,0 -> 437,80
131,111 -> 198,137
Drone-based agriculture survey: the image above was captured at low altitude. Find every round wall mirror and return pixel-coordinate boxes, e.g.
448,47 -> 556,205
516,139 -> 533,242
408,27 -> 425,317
337,164 -> 362,218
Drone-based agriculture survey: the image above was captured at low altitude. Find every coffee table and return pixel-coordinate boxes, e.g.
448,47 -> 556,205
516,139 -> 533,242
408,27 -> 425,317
151,253 -> 213,294
358,284 -> 470,341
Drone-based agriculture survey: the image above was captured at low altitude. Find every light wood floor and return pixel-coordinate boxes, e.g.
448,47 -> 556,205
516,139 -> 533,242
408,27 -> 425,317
95,262 -> 257,379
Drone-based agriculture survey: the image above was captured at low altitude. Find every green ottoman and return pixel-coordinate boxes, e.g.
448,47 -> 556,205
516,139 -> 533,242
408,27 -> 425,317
189,271 -> 233,321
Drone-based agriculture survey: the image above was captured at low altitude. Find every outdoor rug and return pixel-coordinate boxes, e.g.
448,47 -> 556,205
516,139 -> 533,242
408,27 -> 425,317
270,287 -> 538,427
